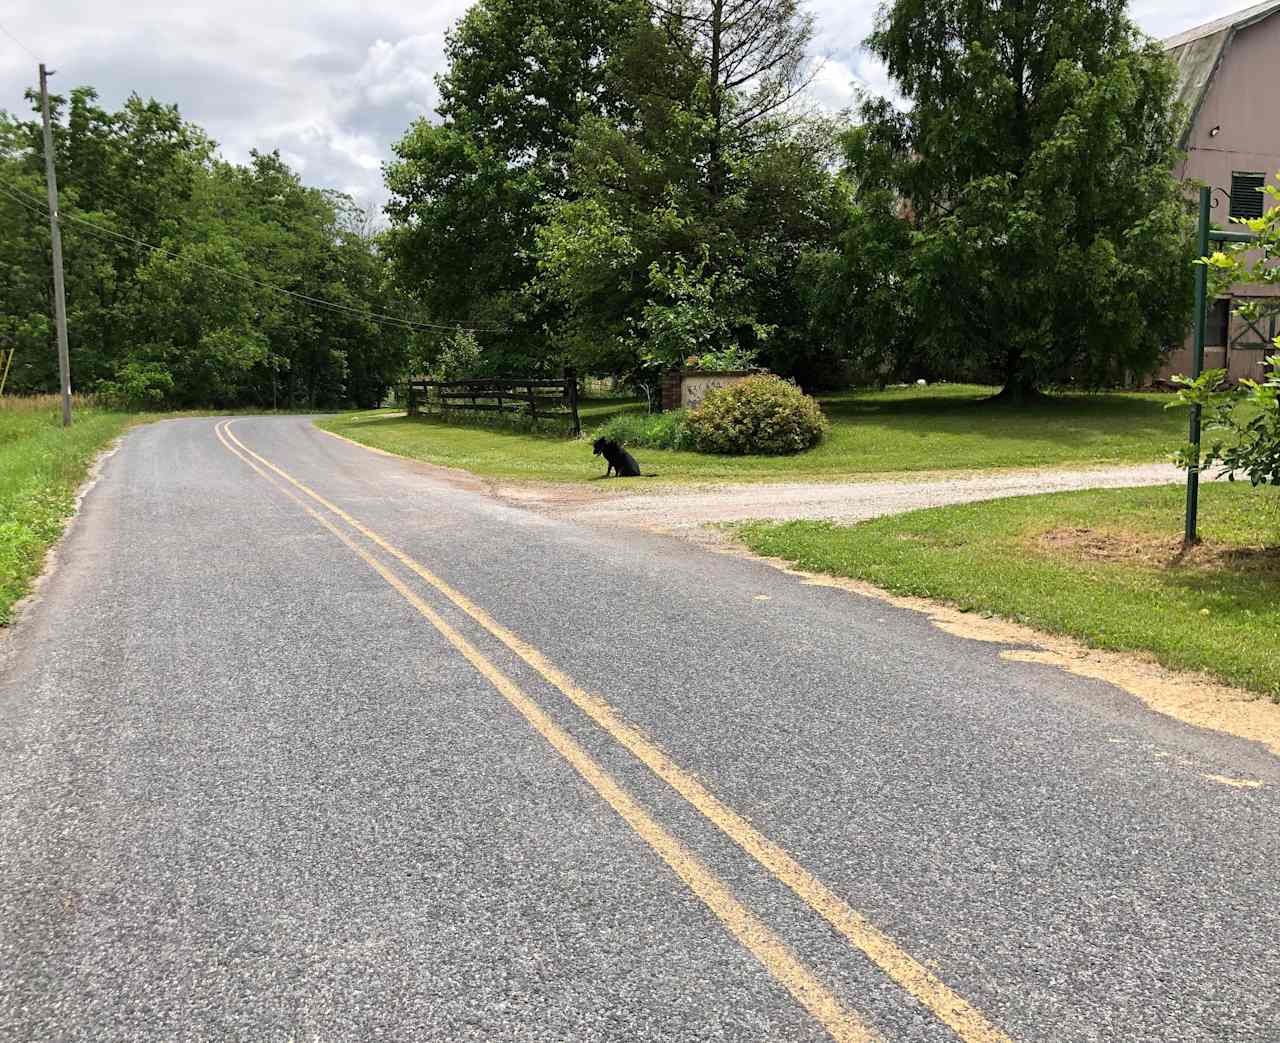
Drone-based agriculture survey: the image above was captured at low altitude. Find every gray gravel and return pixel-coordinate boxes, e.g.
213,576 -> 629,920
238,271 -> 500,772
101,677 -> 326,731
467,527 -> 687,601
501,462 -> 1211,528
2,416 -> 1277,1042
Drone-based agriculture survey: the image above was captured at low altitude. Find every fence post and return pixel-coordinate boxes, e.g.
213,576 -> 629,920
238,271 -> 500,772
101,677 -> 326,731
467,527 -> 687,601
407,382 -> 417,416
564,366 -> 580,436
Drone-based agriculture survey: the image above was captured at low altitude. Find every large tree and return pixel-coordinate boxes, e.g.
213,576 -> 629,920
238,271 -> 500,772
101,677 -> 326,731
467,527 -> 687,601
535,2 -> 843,384
795,129 -> 917,387
383,0 -> 645,373
856,0 -> 1194,401
652,0 -> 817,196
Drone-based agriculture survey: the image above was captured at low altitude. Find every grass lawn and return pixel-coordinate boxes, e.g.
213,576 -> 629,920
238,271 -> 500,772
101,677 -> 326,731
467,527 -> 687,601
316,384 -> 1188,484
738,483 -> 1280,698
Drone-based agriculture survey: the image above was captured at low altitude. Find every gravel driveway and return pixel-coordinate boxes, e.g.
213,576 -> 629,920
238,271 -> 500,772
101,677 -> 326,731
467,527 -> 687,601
497,461 -> 1204,529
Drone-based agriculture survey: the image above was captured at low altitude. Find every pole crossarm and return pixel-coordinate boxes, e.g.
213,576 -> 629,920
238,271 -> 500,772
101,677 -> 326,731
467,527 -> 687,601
1210,229 -> 1258,245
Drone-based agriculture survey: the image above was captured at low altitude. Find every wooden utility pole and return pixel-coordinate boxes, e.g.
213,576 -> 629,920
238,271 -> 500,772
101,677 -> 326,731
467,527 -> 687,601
39,63 -> 72,427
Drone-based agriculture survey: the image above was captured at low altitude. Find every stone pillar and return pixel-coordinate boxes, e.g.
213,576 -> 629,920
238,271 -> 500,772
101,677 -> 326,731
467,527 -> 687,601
661,369 -> 683,412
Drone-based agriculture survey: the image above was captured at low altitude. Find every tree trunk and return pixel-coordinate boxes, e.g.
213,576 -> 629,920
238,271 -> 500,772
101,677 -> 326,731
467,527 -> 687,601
991,349 -> 1045,405
708,0 -> 724,200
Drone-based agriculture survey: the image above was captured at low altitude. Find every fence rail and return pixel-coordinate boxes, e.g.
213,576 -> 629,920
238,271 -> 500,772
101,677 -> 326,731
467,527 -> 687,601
405,369 -> 580,435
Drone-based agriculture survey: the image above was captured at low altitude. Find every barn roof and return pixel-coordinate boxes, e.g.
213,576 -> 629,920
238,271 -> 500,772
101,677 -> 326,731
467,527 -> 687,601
1164,1 -> 1280,145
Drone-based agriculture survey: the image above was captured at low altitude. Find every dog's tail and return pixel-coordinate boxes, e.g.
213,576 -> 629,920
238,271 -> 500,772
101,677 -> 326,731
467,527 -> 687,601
640,472 -> 659,477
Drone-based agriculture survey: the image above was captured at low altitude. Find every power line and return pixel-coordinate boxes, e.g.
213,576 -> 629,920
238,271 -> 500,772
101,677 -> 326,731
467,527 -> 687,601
0,20 -> 39,61
0,178 -> 506,335
0,179 -> 46,216
0,57 -> 495,335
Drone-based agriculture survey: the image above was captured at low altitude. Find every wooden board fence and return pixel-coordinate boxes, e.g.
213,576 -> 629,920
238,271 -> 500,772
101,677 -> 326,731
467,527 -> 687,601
405,369 -> 580,435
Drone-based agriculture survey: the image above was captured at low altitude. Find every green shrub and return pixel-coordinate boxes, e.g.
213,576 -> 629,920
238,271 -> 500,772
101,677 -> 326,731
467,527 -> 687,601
1172,355 -> 1280,487
594,409 -> 692,450
425,407 -> 571,437
429,328 -> 482,381
97,360 -> 175,410
684,346 -> 758,371
685,374 -> 827,454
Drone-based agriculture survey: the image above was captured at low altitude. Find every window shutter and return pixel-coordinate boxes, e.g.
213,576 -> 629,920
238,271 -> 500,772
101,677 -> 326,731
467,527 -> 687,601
1230,172 -> 1266,219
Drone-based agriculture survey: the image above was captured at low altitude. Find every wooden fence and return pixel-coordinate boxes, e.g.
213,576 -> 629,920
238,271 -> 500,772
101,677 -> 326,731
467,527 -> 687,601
405,369 -> 580,435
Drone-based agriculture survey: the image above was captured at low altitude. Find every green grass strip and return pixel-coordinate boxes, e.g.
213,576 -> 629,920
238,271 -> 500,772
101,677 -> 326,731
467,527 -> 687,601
0,404 -> 141,624
317,384 -> 1188,484
738,483 -> 1280,699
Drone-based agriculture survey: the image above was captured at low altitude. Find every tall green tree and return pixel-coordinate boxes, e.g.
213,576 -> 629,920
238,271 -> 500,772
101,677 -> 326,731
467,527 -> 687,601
652,0 -> 817,197
855,0 -> 1194,401
796,132 -> 916,387
536,5 -> 843,384
383,0 -> 646,373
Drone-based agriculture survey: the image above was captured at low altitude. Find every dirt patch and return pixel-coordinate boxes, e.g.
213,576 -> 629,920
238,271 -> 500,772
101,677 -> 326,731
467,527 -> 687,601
1032,526 -> 1280,574
684,529 -> 1280,760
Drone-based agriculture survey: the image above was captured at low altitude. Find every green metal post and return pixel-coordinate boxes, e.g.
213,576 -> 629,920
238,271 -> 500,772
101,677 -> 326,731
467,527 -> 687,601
1184,186 -> 1210,548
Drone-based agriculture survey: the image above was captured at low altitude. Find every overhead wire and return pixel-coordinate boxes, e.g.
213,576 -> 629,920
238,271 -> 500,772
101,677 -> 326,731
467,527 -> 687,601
0,20 -> 39,62
0,48 -> 500,334
0,178 -> 506,334
0,179 -> 47,216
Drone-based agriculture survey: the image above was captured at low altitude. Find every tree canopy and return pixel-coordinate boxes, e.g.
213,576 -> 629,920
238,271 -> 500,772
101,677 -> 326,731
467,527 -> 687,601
383,0 -> 1194,398
383,0 -> 648,374
3,0 -> 1200,409
384,0 -> 843,385
852,0 -> 1194,400
0,87 -> 408,408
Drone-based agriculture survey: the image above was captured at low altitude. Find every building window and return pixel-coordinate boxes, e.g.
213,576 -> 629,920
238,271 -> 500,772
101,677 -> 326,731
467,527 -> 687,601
1230,172 -> 1266,219
1206,298 -> 1230,347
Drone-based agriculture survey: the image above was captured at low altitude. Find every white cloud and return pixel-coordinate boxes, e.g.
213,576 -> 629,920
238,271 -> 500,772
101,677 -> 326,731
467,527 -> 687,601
354,34 -> 443,115
807,58 -> 858,114
0,0 -> 465,214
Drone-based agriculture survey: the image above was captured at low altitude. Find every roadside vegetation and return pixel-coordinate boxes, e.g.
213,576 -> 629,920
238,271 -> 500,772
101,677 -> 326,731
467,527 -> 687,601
318,384 -> 1188,484
738,484 -> 1280,699
0,398 -> 321,625
0,397 -> 139,624
5,0 -> 1200,423
1,92 -> 407,410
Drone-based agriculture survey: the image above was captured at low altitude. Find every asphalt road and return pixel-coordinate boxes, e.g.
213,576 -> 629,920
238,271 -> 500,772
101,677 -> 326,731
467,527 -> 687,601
2,415 -> 1278,1043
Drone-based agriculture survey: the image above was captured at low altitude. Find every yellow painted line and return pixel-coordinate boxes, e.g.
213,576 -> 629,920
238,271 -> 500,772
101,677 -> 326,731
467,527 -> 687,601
223,420 -> 1014,1043
213,422 -> 878,1043
1203,774 -> 1263,789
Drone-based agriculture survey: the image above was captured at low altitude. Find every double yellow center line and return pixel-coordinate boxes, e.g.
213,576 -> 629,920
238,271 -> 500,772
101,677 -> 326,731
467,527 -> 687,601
214,419 -> 1013,1043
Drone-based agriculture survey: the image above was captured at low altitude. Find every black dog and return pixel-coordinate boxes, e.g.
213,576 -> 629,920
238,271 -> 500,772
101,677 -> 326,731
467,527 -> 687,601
592,437 -> 642,478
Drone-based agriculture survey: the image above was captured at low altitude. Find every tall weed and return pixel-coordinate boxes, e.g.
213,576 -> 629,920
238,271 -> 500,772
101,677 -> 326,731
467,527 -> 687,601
594,409 -> 693,450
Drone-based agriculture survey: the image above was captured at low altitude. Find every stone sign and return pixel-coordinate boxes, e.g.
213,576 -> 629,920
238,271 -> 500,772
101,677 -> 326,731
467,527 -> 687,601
661,369 -> 760,411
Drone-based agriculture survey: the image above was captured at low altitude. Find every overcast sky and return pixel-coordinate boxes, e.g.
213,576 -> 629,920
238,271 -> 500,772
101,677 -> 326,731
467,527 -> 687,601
0,0 -> 1250,215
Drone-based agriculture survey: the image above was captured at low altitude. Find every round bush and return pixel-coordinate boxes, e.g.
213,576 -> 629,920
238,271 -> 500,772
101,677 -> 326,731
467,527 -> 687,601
685,374 -> 828,454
